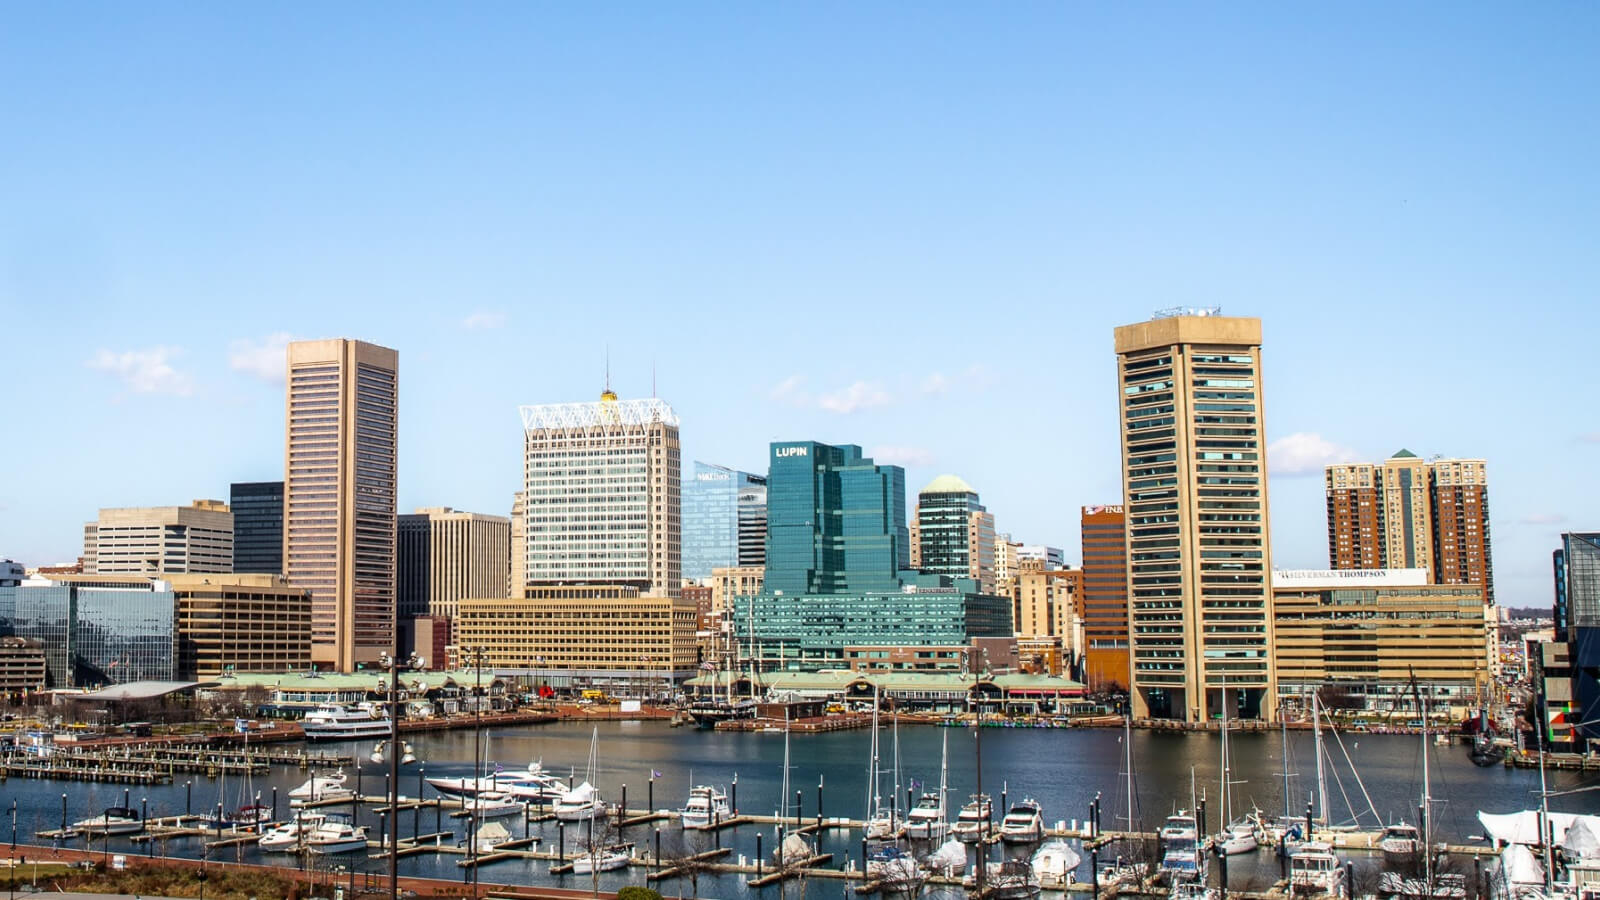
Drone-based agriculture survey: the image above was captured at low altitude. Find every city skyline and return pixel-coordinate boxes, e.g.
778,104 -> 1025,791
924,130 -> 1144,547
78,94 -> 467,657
3,5 -> 1597,610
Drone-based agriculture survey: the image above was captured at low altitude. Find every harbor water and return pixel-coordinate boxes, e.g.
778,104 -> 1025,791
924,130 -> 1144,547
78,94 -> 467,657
1,720 -> 1588,897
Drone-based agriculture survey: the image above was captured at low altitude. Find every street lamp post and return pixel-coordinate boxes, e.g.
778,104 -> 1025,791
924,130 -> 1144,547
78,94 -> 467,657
381,650 -> 420,900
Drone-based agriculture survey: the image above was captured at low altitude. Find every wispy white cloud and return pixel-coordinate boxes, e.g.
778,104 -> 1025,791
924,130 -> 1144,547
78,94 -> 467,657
227,332 -> 294,383
1519,513 -> 1568,526
921,373 -> 950,395
870,445 -> 936,467
818,381 -> 893,414
87,346 -> 194,396
769,374 -> 810,407
1268,432 -> 1359,476
462,310 -> 507,330
1579,433 -> 1600,445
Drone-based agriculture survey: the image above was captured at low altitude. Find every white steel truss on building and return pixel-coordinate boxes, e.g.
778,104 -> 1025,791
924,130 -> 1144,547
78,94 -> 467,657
519,398 -> 679,432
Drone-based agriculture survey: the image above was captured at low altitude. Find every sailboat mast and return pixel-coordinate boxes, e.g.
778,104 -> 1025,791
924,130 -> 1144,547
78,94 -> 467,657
1416,674 -> 1433,891
1221,714 -> 1231,831
1312,691 -> 1327,827
1280,700 -> 1292,826
939,728 -> 949,832
1124,713 -> 1135,833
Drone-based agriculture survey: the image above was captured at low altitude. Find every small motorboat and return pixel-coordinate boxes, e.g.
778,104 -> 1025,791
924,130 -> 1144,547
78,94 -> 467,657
1031,840 -> 1083,890
1380,822 -> 1422,866
1097,856 -> 1149,888
867,845 -> 926,890
951,794 -> 993,843
74,807 -> 143,836
1217,820 -> 1260,855
461,791 -> 527,820
1289,841 -> 1345,898
999,798 -> 1045,843
966,859 -> 1041,898
305,820 -> 368,854
678,785 -> 731,829
258,813 -> 326,852
776,832 -> 815,867
568,844 -> 631,874
923,838 -> 967,875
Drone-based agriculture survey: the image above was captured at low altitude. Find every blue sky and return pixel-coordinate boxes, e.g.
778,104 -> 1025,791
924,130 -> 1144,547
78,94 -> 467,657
2,4 -> 1596,608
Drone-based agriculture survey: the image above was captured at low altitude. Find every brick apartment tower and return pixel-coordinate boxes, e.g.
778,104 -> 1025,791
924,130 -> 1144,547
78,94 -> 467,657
1326,451 -> 1494,603
284,338 -> 399,671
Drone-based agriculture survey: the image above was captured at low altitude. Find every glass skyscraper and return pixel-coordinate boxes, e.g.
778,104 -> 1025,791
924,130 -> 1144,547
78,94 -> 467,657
682,462 -> 767,582
738,442 -> 1008,669
8,577 -> 175,687
765,442 -> 908,596
230,481 -> 284,574
1557,533 -> 1600,743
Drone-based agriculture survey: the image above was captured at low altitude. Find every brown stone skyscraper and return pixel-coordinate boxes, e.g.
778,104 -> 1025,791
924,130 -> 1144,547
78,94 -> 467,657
1115,311 -> 1276,723
284,338 -> 399,671
1326,452 -> 1494,602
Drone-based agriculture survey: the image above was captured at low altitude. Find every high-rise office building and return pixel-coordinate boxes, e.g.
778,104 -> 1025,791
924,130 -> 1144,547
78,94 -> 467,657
736,441 -> 1009,668
683,462 -> 767,582
994,534 -> 1020,589
909,475 -> 996,594
1551,534 -> 1600,747
11,574 -> 177,686
283,338 -> 399,672
519,390 -> 681,597
84,500 -> 234,575
1080,504 -> 1129,691
397,507 -> 511,621
230,481 -> 284,574
1115,310 -> 1276,722
765,442 -> 908,596
1325,452 -> 1494,602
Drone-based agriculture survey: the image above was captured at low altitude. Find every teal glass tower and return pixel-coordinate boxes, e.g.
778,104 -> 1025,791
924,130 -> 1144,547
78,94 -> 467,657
765,442 -> 908,596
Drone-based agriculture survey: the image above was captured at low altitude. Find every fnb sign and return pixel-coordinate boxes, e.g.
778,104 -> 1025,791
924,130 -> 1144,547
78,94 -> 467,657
775,445 -> 809,458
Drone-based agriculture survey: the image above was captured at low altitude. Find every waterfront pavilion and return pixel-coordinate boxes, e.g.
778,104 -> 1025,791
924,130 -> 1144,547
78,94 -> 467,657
685,669 -> 1085,714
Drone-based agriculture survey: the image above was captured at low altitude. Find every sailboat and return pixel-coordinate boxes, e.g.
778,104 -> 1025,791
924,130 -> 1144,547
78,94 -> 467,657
903,729 -> 948,840
554,727 -> 606,822
1380,675 -> 1463,900
1099,712 -> 1149,888
863,690 -> 899,840
1214,714 -> 1259,855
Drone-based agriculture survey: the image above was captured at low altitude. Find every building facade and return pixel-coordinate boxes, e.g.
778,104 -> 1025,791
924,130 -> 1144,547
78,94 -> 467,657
1549,533 -> 1600,748
1009,560 -> 1083,653
1115,311 -> 1276,722
229,481 -> 284,574
397,507 -> 511,622
455,586 -> 698,683
0,638 -> 46,698
508,490 -> 527,596
170,573 -> 312,679
1080,504 -> 1130,691
909,474 -> 997,594
682,462 -> 767,582
765,442 -> 908,596
85,500 -> 233,575
519,392 -> 681,597
284,338 -> 399,672
1326,452 -> 1494,603
1016,545 -> 1065,569
1271,568 -> 1489,713
10,575 -> 176,686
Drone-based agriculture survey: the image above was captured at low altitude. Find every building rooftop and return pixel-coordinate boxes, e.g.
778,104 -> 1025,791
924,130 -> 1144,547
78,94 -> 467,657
920,474 -> 975,496
1391,448 -> 1419,459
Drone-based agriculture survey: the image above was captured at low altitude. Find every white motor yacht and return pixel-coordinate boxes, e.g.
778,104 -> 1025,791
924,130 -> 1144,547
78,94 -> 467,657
903,792 -> 948,840
289,770 -> 351,806
951,794 -> 993,843
678,785 -> 731,829
999,798 -> 1045,843
461,791 -> 526,820
1380,822 -> 1423,866
1289,841 -> 1345,898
